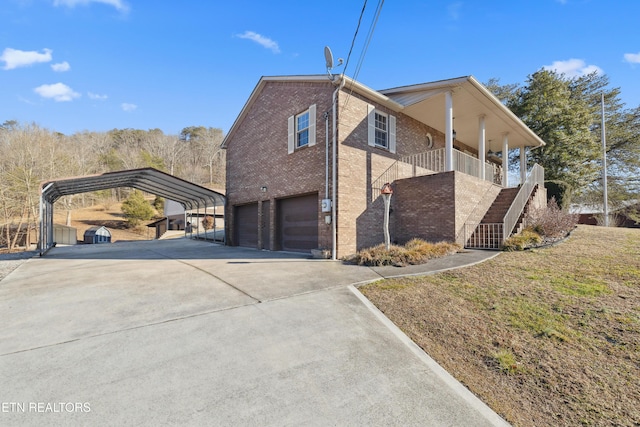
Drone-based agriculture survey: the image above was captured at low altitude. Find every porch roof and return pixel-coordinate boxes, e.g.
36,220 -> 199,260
378,76 -> 545,150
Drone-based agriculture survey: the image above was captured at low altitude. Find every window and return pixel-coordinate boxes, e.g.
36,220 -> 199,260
296,111 -> 310,147
374,112 -> 388,148
288,104 -> 316,154
367,104 -> 396,153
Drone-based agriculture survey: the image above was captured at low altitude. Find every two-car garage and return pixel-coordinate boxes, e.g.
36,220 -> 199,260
234,193 -> 318,253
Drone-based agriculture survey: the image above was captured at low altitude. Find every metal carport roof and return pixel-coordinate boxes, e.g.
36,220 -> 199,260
39,168 -> 225,254
41,167 -> 225,209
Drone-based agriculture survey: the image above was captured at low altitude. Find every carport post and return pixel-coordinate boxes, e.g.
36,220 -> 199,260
39,192 -> 45,254
204,200 -> 208,242
39,183 -> 54,255
213,202 -> 217,242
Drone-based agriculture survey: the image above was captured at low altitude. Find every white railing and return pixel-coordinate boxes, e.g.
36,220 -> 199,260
400,148 -> 446,175
503,163 -> 544,237
371,148 -> 502,198
464,222 -> 503,250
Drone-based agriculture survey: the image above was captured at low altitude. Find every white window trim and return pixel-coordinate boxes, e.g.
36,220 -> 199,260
288,104 -> 316,154
367,104 -> 396,154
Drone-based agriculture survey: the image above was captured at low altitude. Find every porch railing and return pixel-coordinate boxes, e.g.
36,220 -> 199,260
371,148 -> 502,199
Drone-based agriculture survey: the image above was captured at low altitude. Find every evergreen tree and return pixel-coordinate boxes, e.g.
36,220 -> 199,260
121,190 -> 155,227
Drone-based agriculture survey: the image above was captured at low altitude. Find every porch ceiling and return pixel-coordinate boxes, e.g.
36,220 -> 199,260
380,76 -> 545,151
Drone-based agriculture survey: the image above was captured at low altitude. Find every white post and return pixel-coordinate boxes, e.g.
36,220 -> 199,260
601,93 -> 609,227
502,133 -> 509,187
445,91 -> 454,172
520,147 -> 527,185
478,115 -> 486,180
383,193 -> 392,250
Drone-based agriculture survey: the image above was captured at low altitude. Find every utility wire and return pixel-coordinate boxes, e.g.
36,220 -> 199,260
341,0 -> 385,113
352,0 -> 384,84
340,0 -> 368,81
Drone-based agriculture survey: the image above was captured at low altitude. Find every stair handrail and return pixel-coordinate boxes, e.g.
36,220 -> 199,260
503,163 -> 544,237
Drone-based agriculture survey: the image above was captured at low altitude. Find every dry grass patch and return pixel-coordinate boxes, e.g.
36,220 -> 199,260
350,239 -> 461,267
360,225 -> 640,426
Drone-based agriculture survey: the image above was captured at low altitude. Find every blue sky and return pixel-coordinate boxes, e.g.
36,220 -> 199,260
1,0 -> 639,136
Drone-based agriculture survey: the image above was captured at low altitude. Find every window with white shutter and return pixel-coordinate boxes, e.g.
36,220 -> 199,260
287,104 -> 316,154
367,104 -> 396,153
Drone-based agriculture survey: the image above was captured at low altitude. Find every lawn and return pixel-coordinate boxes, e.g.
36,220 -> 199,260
360,225 -> 640,426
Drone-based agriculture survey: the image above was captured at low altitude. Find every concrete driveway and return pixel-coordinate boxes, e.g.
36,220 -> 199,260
0,239 -> 508,426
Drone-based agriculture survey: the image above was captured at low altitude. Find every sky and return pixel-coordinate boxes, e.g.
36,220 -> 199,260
1,0 -> 639,136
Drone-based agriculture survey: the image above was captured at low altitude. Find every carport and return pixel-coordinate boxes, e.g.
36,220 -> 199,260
39,168 -> 226,255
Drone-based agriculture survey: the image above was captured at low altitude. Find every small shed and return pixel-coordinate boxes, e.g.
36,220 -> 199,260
53,224 -> 77,245
83,226 -> 112,244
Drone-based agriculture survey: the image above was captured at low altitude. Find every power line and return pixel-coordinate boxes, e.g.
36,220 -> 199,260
341,0 -> 385,112
340,0 -> 368,81
352,0 -> 384,84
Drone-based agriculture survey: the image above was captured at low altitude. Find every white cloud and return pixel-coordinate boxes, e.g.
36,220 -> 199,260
236,31 -> 280,54
88,92 -> 108,100
34,83 -> 81,102
543,58 -> 603,77
121,103 -> 137,112
1,48 -> 52,70
53,0 -> 129,12
623,52 -> 640,64
51,61 -> 70,72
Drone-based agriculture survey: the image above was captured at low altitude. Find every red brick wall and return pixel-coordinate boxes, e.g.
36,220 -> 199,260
392,172 -> 457,244
452,172 -> 502,244
335,91 -> 449,255
391,171 -> 501,245
225,80 -> 334,250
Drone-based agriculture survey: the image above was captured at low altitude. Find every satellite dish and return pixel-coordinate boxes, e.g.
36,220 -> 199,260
324,46 -> 334,69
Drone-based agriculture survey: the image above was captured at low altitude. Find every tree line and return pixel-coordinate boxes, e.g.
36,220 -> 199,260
0,122 -> 225,251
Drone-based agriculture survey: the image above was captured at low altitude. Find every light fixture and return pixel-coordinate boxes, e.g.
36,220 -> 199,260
260,186 -> 267,192
452,117 -> 457,140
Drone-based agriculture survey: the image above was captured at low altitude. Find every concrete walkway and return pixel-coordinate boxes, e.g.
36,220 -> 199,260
0,239 -> 507,426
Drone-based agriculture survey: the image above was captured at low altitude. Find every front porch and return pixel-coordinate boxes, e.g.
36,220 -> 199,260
372,148 -> 545,250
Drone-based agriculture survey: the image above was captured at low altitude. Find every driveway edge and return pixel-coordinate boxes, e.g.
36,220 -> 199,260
348,285 -> 512,427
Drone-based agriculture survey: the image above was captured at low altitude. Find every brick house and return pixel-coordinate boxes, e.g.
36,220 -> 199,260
222,74 -> 547,258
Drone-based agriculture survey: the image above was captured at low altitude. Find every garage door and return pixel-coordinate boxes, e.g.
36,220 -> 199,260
278,194 -> 318,253
235,203 -> 258,248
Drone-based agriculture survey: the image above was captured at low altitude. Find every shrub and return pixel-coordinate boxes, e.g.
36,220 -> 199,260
502,229 -> 542,251
524,197 -> 578,239
352,239 -> 461,266
201,215 -> 214,230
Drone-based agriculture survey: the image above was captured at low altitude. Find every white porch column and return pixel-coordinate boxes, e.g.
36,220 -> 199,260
520,146 -> 527,184
445,91 -> 454,172
502,133 -> 509,187
478,115 -> 486,180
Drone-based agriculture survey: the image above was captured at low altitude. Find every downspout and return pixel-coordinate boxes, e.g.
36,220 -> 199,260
331,77 -> 345,261
324,112 -> 330,200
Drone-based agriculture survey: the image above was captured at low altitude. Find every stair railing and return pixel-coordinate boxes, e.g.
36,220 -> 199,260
502,163 -> 544,237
